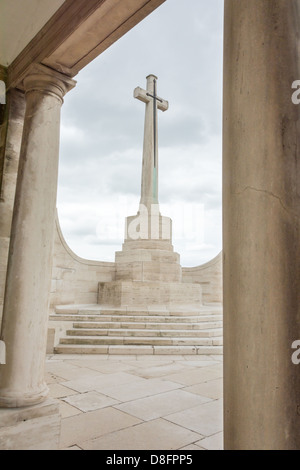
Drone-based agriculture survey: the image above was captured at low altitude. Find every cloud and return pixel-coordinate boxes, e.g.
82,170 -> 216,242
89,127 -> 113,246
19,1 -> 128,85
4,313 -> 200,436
57,0 -> 224,267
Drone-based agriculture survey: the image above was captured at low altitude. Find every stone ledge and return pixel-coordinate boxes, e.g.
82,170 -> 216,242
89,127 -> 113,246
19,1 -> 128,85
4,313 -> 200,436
53,344 -> 223,355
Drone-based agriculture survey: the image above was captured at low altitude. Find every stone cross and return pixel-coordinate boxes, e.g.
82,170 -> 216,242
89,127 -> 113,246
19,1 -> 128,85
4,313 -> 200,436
134,75 -> 168,208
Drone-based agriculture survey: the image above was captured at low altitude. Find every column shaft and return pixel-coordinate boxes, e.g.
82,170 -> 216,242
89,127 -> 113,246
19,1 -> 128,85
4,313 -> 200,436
223,0 -> 300,449
0,65 -> 75,407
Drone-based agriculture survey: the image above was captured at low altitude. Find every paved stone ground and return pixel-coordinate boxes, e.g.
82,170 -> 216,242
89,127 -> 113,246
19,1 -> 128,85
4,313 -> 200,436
45,354 -> 223,450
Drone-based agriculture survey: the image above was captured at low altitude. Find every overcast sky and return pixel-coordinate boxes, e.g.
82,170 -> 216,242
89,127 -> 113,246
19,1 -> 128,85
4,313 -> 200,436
57,0 -> 224,267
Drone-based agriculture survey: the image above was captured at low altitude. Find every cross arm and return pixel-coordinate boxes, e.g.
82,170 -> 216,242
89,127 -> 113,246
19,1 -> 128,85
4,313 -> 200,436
134,86 -> 169,112
157,97 -> 168,112
134,86 -> 150,104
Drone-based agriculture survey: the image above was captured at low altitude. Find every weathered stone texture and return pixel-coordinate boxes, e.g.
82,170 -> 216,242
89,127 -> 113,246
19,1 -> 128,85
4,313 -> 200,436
182,253 -> 222,303
50,215 -> 116,310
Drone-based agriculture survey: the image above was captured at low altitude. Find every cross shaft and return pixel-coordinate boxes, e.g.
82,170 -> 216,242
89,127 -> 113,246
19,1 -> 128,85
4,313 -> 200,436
134,75 -> 168,208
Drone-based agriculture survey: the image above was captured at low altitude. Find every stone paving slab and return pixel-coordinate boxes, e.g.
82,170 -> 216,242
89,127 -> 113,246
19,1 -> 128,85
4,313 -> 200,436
115,389 -> 212,421
60,407 -> 142,449
46,354 -> 224,450
58,401 -> 82,419
46,364 -> 103,381
63,371 -> 144,393
48,383 -> 79,399
185,378 -> 223,400
162,367 -> 221,386
98,378 -> 182,402
129,362 -> 197,379
80,418 -> 204,450
196,432 -> 223,450
64,359 -> 137,374
63,391 -> 120,412
165,399 -> 223,437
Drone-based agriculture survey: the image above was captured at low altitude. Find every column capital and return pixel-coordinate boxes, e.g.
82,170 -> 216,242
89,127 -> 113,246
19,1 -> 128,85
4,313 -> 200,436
22,63 -> 76,103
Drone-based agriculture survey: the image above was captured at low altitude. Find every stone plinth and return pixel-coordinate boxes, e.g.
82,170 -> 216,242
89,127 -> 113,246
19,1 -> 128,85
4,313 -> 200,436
125,211 -> 172,242
115,247 -> 181,283
122,239 -> 174,251
98,280 -> 202,307
98,210 -> 202,308
0,399 -> 60,450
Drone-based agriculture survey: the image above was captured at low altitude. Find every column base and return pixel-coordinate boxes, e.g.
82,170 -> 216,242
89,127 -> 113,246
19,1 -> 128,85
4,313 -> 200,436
0,382 -> 49,408
0,398 -> 60,450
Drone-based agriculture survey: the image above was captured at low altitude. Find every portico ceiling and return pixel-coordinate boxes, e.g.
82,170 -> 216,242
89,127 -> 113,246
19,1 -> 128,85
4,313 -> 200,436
0,0 -> 66,66
0,0 -> 166,90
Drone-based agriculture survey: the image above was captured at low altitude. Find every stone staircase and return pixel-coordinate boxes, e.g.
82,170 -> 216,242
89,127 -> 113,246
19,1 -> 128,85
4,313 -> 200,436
50,304 -> 223,355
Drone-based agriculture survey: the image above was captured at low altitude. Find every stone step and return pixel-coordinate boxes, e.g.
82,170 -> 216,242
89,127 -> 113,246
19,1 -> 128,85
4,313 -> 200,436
54,344 -> 223,355
59,335 -> 223,347
89,309 -> 222,317
50,314 -> 223,323
71,321 -> 222,331
66,327 -> 223,338
55,306 -> 223,317
52,304 -> 223,356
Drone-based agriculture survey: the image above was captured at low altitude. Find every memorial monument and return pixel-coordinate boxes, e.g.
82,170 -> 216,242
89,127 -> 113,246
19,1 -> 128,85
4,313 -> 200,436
98,74 -> 202,307
51,75 -> 222,356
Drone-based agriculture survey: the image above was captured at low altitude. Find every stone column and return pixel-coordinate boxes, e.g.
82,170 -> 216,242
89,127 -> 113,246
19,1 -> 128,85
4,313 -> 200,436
223,0 -> 300,449
0,64 -> 75,408
0,89 -> 26,325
